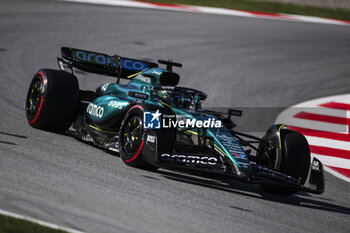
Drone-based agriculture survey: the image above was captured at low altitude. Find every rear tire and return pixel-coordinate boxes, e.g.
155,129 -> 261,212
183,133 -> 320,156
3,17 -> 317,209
25,69 -> 79,132
260,129 -> 311,195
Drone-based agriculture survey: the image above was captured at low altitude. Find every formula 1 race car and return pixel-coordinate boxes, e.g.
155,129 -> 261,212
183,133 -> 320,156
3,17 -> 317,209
25,47 -> 325,195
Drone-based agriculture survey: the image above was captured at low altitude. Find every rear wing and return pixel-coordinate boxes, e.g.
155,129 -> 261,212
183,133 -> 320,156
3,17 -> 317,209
57,47 -> 158,82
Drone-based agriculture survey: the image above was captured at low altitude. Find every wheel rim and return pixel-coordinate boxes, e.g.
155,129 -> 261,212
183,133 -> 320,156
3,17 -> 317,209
26,76 -> 42,120
121,115 -> 143,156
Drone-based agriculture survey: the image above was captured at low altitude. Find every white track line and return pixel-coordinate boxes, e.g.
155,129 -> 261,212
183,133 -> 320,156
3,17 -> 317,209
312,153 -> 350,169
305,136 -> 350,151
276,107 -> 348,119
276,94 -> 350,123
280,94 -> 350,108
289,107 -> 348,118
280,118 -> 348,134
276,93 -> 350,183
60,0 -> 350,26
323,165 -> 350,183
0,209 -> 85,233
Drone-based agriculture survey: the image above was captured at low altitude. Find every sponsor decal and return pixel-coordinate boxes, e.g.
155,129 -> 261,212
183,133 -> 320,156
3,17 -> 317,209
161,154 -> 217,165
128,91 -> 149,100
87,103 -> 104,118
146,135 -> 156,143
144,110 -> 161,129
144,131 -> 157,151
217,134 -> 246,156
108,100 -> 123,109
101,83 -> 110,92
121,58 -> 148,71
72,50 -> 148,71
257,165 -> 295,180
134,75 -> 151,84
233,153 -> 246,158
73,50 -> 113,66
312,159 -> 321,171
237,162 -> 250,168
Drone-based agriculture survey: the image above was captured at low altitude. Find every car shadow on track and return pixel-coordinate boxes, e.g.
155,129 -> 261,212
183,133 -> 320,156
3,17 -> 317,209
155,169 -> 350,216
0,131 -> 27,139
0,131 -> 28,146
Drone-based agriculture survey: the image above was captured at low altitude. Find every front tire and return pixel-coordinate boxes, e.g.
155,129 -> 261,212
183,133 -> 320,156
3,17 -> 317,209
119,105 -> 158,170
25,69 -> 79,132
260,129 -> 311,195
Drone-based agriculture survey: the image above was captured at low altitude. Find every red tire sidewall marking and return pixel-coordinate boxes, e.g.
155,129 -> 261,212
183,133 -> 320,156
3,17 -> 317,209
30,71 -> 46,125
119,105 -> 145,163
125,141 -> 144,163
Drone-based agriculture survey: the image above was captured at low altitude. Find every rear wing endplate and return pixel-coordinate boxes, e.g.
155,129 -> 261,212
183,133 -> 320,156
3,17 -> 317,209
57,47 -> 158,82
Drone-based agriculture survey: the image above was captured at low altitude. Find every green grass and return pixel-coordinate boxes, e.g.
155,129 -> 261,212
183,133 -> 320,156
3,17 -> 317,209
0,213 -> 69,233
140,0 -> 350,21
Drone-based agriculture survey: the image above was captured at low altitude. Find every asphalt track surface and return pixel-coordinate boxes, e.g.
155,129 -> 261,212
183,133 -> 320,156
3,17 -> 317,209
0,0 -> 350,232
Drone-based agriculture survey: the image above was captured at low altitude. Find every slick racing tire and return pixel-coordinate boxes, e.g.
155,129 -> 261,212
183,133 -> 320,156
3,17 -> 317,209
119,105 -> 158,171
260,129 -> 311,195
26,69 -> 79,132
